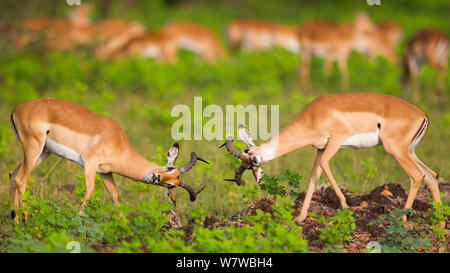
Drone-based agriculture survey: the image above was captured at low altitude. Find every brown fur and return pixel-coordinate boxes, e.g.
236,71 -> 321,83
9,98 -> 196,218
109,31 -> 178,63
227,18 -> 300,53
402,29 -> 448,102
355,21 -> 402,64
298,14 -> 378,90
13,5 -> 91,50
229,92 -> 441,223
162,21 -> 228,63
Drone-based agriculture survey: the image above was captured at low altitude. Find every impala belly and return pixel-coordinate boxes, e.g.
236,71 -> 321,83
142,46 -> 161,58
45,138 -> 84,166
341,129 -> 382,148
284,39 -> 300,53
42,124 -> 99,167
178,38 -> 204,54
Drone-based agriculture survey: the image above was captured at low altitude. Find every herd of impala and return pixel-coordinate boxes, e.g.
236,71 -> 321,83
8,4 -> 448,225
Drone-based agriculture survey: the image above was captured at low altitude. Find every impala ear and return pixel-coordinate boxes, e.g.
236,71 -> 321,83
238,124 -> 255,148
166,143 -> 179,167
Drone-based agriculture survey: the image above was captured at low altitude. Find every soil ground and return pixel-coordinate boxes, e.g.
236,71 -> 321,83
168,182 -> 450,253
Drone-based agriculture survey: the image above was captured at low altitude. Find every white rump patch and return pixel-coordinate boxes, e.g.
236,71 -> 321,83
45,138 -> 84,166
341,129 -> 382,149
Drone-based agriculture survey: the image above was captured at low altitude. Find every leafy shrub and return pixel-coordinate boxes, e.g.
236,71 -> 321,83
369,209 -> 431,253
9,230 -> 93,253
428,197 -> 450,242
260,170 -> 302,197
318,208 -> 356,250
187,196 -> 308,253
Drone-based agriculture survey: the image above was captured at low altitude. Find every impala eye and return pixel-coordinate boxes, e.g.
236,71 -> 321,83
244,149 -> 249,154
167,167 -> 175,172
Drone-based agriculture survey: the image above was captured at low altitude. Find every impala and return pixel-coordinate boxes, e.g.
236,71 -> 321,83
9,98 -> 207,219
161,21 -> 228,63
71,18 -> 146,58
14,4 -> 91,50
298,13 -> 377,91
221,92 -> 441,223
227,18 -> 300,53
226,18 -> 276,51
108,31 -> 178,63
355,21 -> 402,65
402,29 -> 448,102
272,24 -> 301,54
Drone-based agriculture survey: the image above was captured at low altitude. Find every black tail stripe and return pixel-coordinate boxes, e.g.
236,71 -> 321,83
411,118 -> 427,145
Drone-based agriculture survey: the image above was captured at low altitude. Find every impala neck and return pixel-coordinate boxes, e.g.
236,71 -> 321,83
259,116 -> 315,163
114,146 -> 161,183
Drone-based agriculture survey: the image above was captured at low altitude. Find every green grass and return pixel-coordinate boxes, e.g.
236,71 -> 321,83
0,0 -> 448,252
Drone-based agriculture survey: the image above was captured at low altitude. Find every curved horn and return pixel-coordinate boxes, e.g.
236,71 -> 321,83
179,180 -> 206,201
224,163 -> 247,186
179,152 -> 209,174
219,136 -> 242,159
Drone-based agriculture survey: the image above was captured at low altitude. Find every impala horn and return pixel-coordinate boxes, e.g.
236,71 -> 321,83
179,152 -> 209,174
219,136 -> 243,159
220,136 -> 251,185
220,128 -> 265,185
223,163 -> 248,185
179,180 -> 207,201
178,151 -> 208,201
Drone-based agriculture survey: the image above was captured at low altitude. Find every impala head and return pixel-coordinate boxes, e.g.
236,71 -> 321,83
146,143 -> 208,205
220,124 -> 265,185
354,12 -> 377,35
227,21 -> 244,47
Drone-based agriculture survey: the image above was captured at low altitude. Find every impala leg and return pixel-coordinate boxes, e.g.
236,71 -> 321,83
337,57 -> 349,89
100,173 -> 120,206
435,70 -> 446,103
79,163 -> 98,214
203,46 -> 217,64
162,44 -> 177,64
389,150 -> 425,222
320,137 -> 348,209
9,162 -> 22,218
323,58 -> 334,75
299,50 -> 312,92
295,149 -> 323,223
427,51 -> 447,103
410,151 -> 441,205
12,138 -> 46,207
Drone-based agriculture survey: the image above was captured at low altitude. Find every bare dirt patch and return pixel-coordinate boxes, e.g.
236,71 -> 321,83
168,182 -> 450,253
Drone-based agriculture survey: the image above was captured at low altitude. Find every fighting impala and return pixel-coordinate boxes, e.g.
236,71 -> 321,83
221,92 -> 442,223
9,98 -> 207,220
